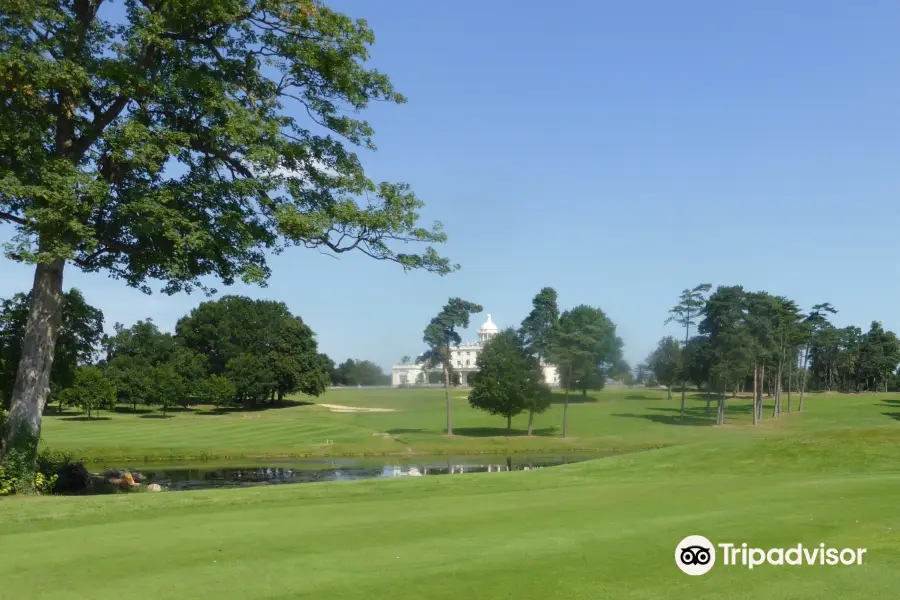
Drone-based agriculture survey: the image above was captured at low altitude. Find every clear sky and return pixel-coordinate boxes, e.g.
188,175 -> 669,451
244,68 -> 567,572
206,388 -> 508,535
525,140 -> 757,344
3,0 -> 900,371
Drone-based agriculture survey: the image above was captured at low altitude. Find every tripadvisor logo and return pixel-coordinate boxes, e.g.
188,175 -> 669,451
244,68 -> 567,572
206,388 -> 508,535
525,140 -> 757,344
675,535 -> 867,576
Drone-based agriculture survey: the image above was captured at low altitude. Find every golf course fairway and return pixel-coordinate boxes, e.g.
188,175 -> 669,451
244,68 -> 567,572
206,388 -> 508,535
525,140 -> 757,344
2,390 -> 899,599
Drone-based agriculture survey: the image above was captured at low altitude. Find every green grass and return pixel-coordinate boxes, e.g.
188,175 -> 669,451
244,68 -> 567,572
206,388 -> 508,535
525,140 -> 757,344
3,389 -> 899,599
37,387 -> 850,462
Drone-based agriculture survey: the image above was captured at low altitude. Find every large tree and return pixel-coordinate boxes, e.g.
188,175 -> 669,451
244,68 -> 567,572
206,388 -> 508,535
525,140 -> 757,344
518,287 -> 559,434
548,305 -> 621,437
468,328 -> 550,433
418,298 -> 482,435
0,289 -> 103,413
665,284 -> 711,419
699,286 -> 752,425
647,336 -> 682,401
59,365 -> 115,419
0,1 -> 453,466
176,296 -> 331,404
798,303 -> 836,410
103,319 -> 176,411
681,335 -> 713,415
331,358 -> 390,387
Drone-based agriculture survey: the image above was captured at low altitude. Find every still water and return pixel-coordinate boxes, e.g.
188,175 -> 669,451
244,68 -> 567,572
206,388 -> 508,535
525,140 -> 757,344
116,455 -> 590,491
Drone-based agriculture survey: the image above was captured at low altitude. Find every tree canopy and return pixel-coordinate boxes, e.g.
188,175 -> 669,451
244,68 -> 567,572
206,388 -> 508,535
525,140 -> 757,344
0,0 -> 454,468
419,297 -> 482,435
646,336 -> 681,400
0,289 -> 103,410
468,328 -> 549,433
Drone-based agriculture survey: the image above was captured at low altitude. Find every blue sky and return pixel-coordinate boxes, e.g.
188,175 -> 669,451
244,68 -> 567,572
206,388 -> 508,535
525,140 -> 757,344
4,0 -> 900,370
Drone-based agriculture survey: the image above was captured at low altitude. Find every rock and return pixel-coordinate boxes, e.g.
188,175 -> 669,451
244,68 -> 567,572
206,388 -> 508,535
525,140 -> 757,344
103,468 -> 122,478
131,471 -> 145,483
55,462 -> 91,494
108,477 -> 123,487
122,471 -> 135,486
146,483 -> 163,492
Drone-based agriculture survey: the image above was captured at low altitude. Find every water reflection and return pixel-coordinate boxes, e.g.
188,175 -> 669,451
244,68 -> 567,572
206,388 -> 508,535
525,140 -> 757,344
133,456 -> 587,492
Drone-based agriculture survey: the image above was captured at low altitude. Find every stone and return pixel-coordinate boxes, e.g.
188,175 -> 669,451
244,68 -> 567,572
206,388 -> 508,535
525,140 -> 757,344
131,471 -> 145,483
103,468 -> 122,478
122,471 -> 135,486
146,483 -> 163,492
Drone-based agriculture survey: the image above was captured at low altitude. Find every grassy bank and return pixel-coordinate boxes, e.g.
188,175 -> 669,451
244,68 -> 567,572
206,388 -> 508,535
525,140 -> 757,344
4,393 -> 900,598
37,387 -> 878,463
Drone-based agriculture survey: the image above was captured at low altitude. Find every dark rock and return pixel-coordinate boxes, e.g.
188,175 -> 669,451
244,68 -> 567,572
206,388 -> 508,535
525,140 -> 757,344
53,462 -> 92,494
131,471 -> 145,483
103,468 -> 122,478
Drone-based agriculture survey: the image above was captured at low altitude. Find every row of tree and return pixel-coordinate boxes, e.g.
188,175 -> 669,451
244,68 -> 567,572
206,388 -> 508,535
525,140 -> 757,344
419,288 -> 625,437
640,285 -> 900,425
0,292 -> 392,416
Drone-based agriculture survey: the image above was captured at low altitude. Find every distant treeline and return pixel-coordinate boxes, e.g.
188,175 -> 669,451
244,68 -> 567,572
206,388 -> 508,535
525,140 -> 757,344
0,292 -> 390,415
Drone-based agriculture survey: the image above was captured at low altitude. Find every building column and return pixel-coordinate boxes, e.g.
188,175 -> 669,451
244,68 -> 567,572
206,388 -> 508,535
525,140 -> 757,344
461,372 -> 468,386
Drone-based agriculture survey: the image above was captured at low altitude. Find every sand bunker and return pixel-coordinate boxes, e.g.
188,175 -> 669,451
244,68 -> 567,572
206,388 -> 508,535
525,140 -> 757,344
318,403 -> 396,413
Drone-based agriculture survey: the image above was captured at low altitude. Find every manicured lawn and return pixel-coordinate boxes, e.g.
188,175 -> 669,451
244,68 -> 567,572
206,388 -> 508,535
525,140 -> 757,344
37,387 -> 875,462
4,391 -> 900,599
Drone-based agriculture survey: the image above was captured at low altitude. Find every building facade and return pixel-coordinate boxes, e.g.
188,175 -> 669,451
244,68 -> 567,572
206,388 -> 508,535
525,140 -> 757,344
391,314 -> 559,387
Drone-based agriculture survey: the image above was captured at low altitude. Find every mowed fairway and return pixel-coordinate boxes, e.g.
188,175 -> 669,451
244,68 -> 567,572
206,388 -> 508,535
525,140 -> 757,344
34,387 -> 877,461
2,390 -> 900,599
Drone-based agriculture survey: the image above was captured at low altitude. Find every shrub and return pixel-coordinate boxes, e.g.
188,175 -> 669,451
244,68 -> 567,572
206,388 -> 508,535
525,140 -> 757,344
36,450 -> 91,494
0,444 -> 57,496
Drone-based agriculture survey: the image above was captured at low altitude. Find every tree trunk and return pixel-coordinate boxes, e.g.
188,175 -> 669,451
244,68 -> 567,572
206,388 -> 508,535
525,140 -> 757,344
705,379 -> 711,417
752,365 -> 758,426
667,386 -> 672,401
527,408 -> 534,435
443,362 -> 453,435
799,343 -> 809,412
716,382 -> 725,425
507,414 -> 512,433
1,258 -> 66,464
563,365 -> 571,438
680,325 -> 689,420
787,357 -> 792,413
772,365 -> 781,419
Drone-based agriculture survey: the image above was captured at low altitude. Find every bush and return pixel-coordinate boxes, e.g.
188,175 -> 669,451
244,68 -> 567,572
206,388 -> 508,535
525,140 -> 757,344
0,447 -> 88,496
36,450 -> 91,494
0,444 -> 57,496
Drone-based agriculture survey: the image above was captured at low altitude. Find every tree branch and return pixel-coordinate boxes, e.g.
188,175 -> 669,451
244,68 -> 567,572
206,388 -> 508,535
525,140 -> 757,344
0,211 -> 28,226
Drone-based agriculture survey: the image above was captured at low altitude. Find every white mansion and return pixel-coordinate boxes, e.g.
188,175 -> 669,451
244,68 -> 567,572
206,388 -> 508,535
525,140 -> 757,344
391,314 -> 559,387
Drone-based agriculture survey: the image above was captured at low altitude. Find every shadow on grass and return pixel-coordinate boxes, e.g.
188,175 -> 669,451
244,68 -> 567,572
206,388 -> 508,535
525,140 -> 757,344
385,428 -> 428,435
880,399 -> 900,407
611,412 -> 712,426
882,412 -> 900,422
451,426 -> 558,438
44,408 -> 81,418
61,416 -> 112,422
549,394 -> 598,404
139,414 -> 173,419
611,402 -> 757,426
113,406 -> 155,415
196,401 -> 316,415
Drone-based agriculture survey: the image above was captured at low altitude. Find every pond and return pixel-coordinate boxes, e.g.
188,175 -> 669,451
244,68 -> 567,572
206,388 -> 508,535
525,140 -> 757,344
94,455 -> 592,492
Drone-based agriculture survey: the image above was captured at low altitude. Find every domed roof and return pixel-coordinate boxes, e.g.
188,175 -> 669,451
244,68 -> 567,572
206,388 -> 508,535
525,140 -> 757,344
479,313 -> 499,332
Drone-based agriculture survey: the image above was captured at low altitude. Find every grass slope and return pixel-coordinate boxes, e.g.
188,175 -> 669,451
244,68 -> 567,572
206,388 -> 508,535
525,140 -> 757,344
2,391 -> 899,598
37,387 -> 882,462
